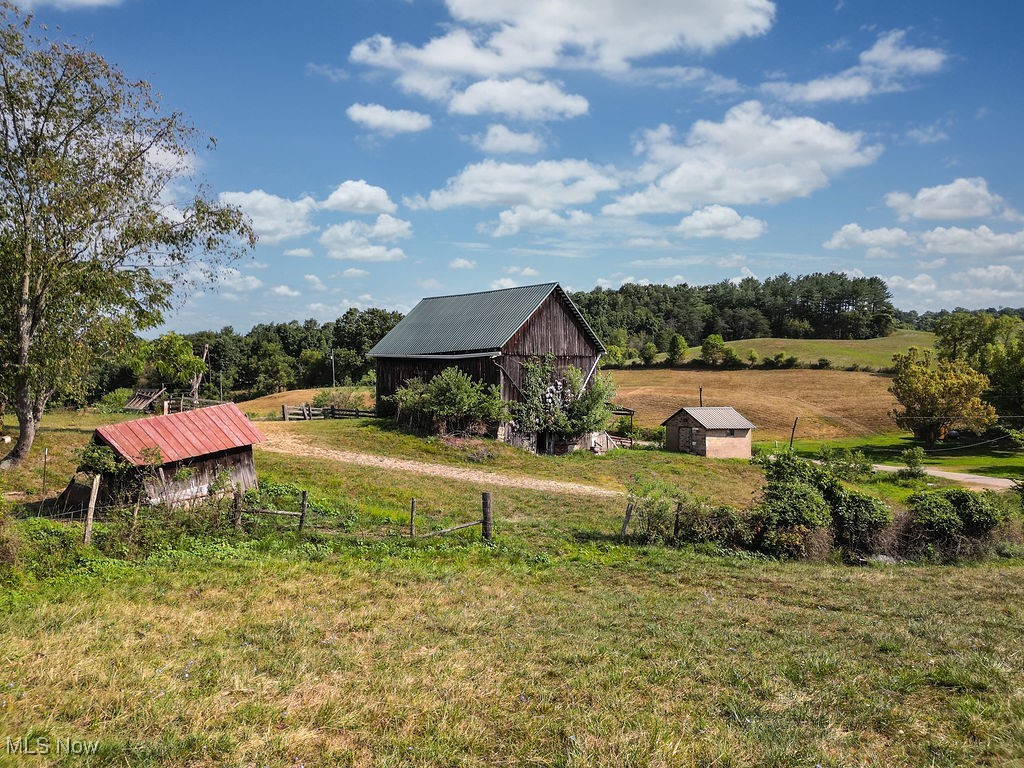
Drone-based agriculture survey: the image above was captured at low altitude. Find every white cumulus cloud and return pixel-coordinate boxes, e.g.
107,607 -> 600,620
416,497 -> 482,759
448,257 -> 477,269
218,189 -> 318,244
605,101 -> 881,215
450,78 -> 588,121
411,158 -> 619,211
920,225 -> 1024,256
346,103 -> 432,135
823,223 -> 915,258
676,205 -> 766,239
351,0 -> 776,78
321,180 -> 398,213
271,285 -> 301,297
319,214 -> 413,261
492,205 -> 592,237
474,124 -> 544,154
885,177 -> 1020,221
763,30 -> 946,103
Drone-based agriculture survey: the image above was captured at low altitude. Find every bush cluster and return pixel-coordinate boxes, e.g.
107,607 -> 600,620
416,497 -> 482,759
389,367 -> 507,436
907,488 -> 1009,559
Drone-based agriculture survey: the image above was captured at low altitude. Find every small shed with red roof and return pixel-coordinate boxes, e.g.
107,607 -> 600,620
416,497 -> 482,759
86,403 -> 264,507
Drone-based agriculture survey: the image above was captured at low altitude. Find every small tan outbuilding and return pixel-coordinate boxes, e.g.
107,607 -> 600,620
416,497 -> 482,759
661,406 -> 755,459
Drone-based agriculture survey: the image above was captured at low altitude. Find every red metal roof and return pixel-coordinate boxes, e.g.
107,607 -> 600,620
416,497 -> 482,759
95,403 -> 264,466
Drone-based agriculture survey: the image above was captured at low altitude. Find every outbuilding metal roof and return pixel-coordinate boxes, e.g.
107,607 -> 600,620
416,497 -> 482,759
95,403 -> 264,466
661,406 -> 756,430
368,282 -> 605,357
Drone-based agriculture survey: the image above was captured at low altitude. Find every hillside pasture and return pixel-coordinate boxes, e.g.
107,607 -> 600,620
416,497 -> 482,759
610,368 -> 899,441
710,329 -> 935,370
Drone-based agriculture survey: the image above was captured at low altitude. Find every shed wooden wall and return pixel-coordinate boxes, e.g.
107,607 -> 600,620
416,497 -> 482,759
139,446 -> 258,505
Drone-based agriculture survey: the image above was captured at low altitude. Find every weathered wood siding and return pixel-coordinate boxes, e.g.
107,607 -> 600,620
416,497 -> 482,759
498,291 -> 600,402
139,447 -> 258,505
375,356 -> 500,416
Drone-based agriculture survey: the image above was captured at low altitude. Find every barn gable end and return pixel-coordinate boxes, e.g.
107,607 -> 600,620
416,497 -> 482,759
370,283 -> 604,413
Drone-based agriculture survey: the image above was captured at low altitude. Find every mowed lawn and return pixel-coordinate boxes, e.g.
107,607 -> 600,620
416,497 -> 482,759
610,368 -> 899,441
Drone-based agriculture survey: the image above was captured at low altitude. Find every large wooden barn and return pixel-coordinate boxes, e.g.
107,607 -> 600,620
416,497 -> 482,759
369,282 -> 607,452
85,403 -> 264,507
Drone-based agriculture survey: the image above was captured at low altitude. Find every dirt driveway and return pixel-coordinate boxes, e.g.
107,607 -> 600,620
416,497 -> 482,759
256,426 -> 620,498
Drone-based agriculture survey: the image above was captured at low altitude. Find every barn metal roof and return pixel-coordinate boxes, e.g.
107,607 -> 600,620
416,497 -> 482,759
661,406 -> 756,430
368,282 -> 605,357
95,403 -> 264,466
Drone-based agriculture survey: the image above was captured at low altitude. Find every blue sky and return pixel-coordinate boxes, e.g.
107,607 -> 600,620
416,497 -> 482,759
23,0 -> 1024,330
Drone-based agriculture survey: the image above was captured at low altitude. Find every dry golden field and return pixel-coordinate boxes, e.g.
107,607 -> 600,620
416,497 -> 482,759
610,368 -> 899,441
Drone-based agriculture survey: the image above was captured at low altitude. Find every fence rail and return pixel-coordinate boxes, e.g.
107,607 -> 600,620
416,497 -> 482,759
281,404 -> 376,421
408,492 -> 494,543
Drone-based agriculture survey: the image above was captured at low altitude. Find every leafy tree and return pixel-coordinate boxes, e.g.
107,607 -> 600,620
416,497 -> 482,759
139,333 -> 207,389
0,6 -> 253,467
701,334 -> 727,366
888,348 -> 997,446
667,334 -> 687,366
639,341 -> 658,366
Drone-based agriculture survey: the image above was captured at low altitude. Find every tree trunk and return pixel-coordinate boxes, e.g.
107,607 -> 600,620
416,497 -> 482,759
0,394 -> 38,469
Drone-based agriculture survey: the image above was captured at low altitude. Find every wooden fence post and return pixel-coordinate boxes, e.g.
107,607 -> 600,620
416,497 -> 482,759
619,502 -> 634,539
481,492 -> 493,542
673,501 -> 683,541
233,491 -> 242,530
409,498 -> 416,537
282,405 -> 288,422
299,490 -> 308,532
83,474 -> 100,545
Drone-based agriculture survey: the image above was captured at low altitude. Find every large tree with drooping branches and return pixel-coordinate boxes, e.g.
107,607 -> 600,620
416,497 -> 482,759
0,2 -> 254,467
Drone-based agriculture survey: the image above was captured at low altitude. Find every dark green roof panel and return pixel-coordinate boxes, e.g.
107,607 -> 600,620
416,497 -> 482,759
369,282 -> 604,356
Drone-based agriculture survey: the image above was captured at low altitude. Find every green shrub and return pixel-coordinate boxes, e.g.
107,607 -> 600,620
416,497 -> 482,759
942,489 -> 1006,537
908,489 -> 1008,559
830,488 -> 893,554
898,447 -> 926,479
815,446 -> 874,481
816,358 -> 832,370
95,387 -> 134,413
390,367 -> 507,435
674,496 -> 752,550
751,480 -> 831,558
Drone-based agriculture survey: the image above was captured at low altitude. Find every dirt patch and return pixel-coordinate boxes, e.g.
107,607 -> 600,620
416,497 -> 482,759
256,425 -> 620,499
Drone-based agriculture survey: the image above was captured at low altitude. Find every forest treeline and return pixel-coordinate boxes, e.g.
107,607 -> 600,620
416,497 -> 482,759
91,273 -> 1024,401
569,272 -> 897,351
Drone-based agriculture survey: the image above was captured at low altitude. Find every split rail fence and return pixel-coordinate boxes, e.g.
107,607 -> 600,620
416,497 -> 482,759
282,404 -> 376,421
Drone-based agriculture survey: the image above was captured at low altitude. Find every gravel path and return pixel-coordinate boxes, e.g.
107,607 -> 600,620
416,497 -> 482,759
872,465 -> 1016,491
257,428 -> 621,498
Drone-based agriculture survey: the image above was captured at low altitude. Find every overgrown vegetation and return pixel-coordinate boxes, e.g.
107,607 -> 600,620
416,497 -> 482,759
389,366 -> 507,435
626,451 -> 1019,563
509,356 -> 616,441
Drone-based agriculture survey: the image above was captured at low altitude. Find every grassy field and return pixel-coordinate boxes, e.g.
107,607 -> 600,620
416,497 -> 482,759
791,433 -> 1024,481
711,330 -> 935,370
610,368 -> 898,441
2,412 -> 1024,766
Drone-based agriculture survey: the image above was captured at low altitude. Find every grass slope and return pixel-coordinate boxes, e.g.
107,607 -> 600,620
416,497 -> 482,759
610,368 -> 898,441
712,330 -> 935,370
